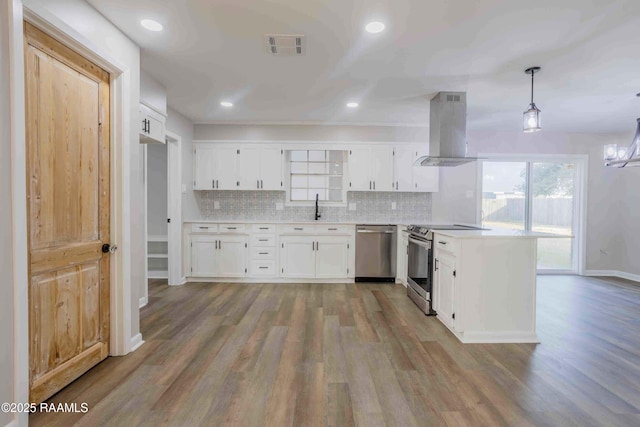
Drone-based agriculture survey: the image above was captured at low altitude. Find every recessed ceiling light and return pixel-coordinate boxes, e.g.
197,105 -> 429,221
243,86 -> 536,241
365,21 -> 385,34
220,101 -> 233,108
346,102 -> 359,108
141,19 -> 163,32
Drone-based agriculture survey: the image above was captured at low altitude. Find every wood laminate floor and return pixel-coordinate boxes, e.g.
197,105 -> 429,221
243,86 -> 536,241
31,276 -> 640,426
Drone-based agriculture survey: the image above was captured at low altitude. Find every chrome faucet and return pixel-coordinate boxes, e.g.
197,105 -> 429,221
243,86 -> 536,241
315,193 -> 321,221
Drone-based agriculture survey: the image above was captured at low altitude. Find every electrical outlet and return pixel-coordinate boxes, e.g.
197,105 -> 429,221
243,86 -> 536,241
391,202 -> 397,210
276,202 -> 284,211
213,201 -> 220,210
348,202 -> 356,211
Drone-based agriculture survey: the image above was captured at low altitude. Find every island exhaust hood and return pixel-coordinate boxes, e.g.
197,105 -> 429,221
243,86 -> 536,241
415,91 -> 482,167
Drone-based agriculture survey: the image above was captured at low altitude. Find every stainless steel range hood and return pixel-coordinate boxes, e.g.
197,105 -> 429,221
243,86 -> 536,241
415,91 -> 482,167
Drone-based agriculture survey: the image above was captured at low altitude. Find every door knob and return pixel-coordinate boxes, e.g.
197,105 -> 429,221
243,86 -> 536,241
102,244 -> 118,254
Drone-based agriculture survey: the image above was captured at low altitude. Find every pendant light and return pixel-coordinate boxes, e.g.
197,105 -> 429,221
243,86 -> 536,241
523,66 -> 542,132
604,93 -> 640,167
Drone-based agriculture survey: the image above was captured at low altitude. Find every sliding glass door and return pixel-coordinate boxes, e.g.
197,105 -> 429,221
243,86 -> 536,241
481,158 -> 582,272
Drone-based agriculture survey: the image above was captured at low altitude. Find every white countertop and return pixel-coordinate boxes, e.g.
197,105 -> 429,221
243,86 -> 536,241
433,228 -> 563,239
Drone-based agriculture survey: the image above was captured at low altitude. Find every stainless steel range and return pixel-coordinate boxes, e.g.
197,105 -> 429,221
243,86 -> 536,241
405,224 -> 484,315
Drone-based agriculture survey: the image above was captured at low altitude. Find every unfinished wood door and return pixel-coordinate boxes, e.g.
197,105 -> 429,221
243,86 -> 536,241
24,22 -> 111,404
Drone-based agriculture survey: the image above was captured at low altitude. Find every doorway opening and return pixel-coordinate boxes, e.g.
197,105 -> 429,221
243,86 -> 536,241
143,130 -> 183,306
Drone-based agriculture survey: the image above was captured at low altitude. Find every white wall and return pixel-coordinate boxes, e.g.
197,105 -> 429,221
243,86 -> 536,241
147,144 -> 168,237
140,70 -> 166,116
24,0 -> 143,346
1,3 -> 15,424
194,123 -> 429,143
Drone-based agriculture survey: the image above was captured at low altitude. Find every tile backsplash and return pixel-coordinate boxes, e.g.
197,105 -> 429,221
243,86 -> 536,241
194,191 -> 432,223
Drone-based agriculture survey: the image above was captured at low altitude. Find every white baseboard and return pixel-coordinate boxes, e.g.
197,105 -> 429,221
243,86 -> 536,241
139,296 -> 148,308
186,277 -> 355,284
583,270 -> 640,283
459,331 -> 540,344
130,333 -> 145,353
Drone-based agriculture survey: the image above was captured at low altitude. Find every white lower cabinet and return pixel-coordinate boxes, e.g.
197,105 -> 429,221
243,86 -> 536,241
279,234 -> 351,279
316,236 -> 350,278
434,251 -> 456,330
280,237 -> 316,278
190,234 -> 248,278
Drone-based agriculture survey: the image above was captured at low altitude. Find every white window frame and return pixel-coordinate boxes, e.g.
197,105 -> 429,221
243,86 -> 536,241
284,149 -> 348,207
477,153 -> 588,275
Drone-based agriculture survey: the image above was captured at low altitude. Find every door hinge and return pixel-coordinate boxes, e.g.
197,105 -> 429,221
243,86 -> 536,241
452,313 -> 456,320
453,270 -> 457,277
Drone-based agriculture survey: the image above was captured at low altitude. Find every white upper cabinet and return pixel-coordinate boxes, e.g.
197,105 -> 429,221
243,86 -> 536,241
412,145 -> 439,192
238,145 -> 283,190
139,103 -> 166,144
393,145 -> 439,193
194,143 -> 283,191
348,147 -> 394,192
193,145 -> 216,190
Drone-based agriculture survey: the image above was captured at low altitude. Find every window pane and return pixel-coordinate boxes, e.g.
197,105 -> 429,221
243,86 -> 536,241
291,175 -> 307,188
328,189 -> 342,201
532,162 -> 576,270
291,189 -> 307,200
308,150 -> 326,162
290,162 -> 307,174
329,176 -> 343,190
481,162 -> 527,230
308,162 -> 327,174
308,175 -> 327,188
290,150 -> 307,162
328,150 -> 344,163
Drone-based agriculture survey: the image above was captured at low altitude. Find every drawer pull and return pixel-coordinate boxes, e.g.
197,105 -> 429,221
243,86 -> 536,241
226,227 -> 237,230
259,252 -> 269,255
259,266 -> 269,269
258,239 -> 268,242
294,227 -> 303,231
328,228 -> 338,231
438,241 -> 447,245
259,227 -> 269,230
198,226 -> 209,229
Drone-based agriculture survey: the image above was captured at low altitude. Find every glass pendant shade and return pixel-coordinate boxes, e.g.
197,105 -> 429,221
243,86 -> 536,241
523,103 -> 541,132
604,118 -> 640,167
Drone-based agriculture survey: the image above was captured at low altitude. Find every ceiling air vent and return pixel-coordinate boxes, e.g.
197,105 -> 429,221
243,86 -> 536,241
265,34 -> 305,56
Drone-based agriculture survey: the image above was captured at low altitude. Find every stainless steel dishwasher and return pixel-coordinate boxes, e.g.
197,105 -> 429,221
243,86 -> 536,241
355,225 -> 397,282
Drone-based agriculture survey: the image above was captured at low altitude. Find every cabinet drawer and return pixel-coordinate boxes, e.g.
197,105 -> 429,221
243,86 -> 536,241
279,224 -> 314,234
252,224 -> 276,233
251,234 -> 276,247
191,223 -> 218,233
317,225 -> 352,235
251,247 -> 275,259
219,224 -> 247,233
251,260 -> 276,276
434,235 -> 459,255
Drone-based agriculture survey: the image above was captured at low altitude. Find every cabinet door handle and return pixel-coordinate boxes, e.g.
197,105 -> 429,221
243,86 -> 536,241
212,180 -> 215,189
257,180 -> 260,189
369,181 -> 372,190
373,181 -> 376,190
261,180 -> 264,189
396,181 -> 398,190
215,240 -> 218,249
219,240 -> 222,249
435,259 -> 439,271
216,180 -> 219,188
438,241 -> 447,245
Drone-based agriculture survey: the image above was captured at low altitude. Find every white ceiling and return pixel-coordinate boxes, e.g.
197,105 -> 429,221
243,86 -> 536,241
87,0 -> 640,133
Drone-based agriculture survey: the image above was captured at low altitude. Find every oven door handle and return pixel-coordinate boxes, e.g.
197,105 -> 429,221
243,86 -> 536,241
409,236 -> 432,249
